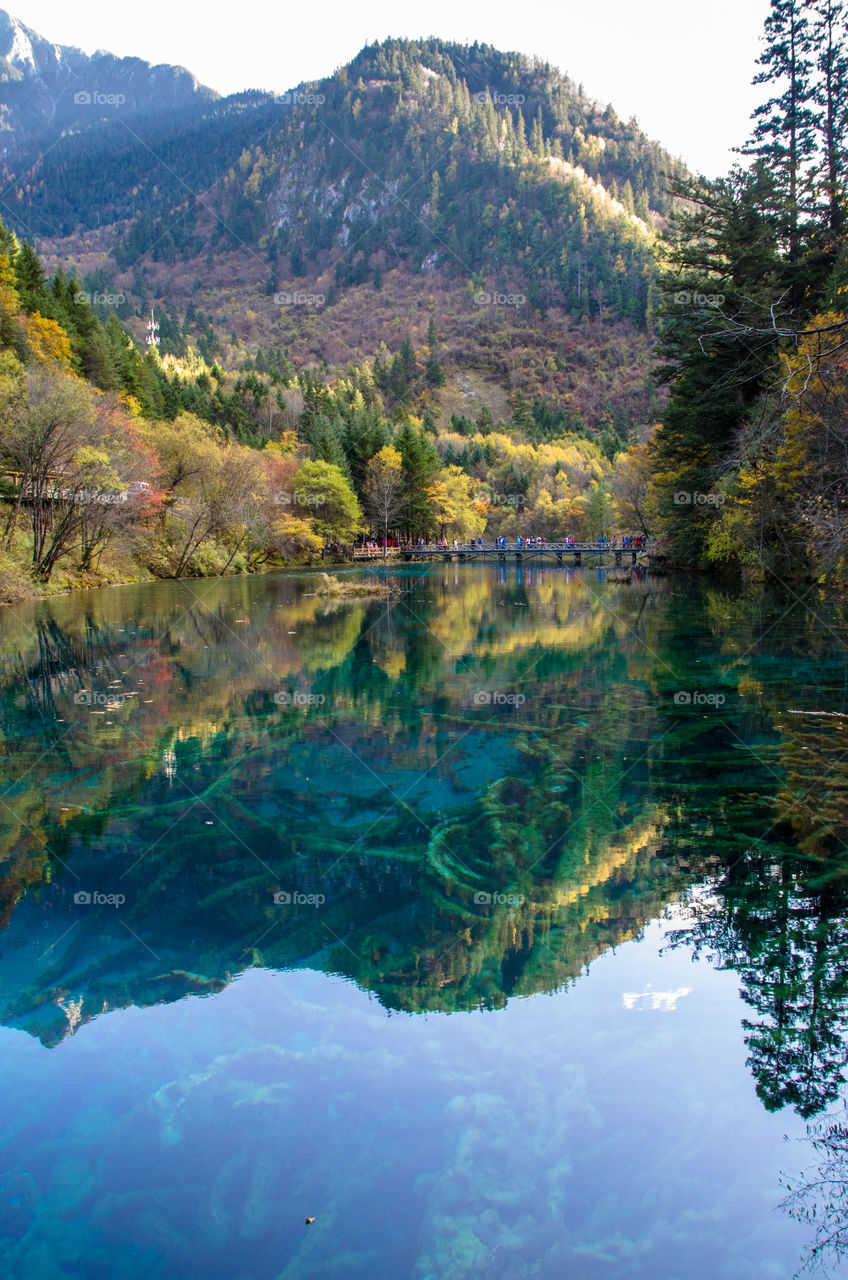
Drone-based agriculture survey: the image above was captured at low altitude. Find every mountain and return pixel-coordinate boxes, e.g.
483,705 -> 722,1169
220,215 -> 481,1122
0,30 -> 689,431
0,582 -> 687,1043
0,8 -> 214,159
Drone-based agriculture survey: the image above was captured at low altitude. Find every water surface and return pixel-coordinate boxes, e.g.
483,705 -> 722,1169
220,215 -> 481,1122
1,564 -> 847,1278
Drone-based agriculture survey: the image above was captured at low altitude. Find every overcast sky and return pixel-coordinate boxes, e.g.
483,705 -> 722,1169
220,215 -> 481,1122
14,0 -> 770,177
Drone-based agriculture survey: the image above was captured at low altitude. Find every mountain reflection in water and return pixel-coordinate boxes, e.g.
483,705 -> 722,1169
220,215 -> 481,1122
1,565 -> 848,1276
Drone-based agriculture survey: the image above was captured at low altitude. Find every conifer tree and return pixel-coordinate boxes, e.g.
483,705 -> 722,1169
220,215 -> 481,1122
14,242 -> 49,314
810,0 -> 848,237
744,0 -> 815,264
395,421 -> 439,537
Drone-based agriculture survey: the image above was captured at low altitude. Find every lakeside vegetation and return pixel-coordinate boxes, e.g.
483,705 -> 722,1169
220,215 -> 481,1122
651,0 -> 848,582
0,226 -> 645,605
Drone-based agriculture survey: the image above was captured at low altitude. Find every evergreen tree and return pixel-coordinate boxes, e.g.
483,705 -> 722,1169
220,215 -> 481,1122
425,352 -> 445,386
744,0 -> 816,267
395,421 -> 440,537
651,171 -> 782,563
810,0 -> 848,238
14,242 -> 49,314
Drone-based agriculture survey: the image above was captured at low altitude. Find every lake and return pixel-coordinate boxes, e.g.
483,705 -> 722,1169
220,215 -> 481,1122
1,563 -> 847,1279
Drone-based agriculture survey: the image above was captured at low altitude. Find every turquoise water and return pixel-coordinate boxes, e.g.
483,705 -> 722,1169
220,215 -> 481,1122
0,564 -> 847,1277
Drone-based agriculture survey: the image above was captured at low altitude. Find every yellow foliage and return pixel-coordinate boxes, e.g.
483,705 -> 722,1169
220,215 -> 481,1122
20,311 -> 72,368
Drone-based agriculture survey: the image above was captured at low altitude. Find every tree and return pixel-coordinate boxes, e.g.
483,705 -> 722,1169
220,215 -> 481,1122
144,419 -> 221,576
292,459 -> 363,543
610,443 -> 656,538
584,480 -> 613,539
395,421 -> 440,538
810,0 -> 848,238
743,0 -> 815,267
14,241 -> 49,314
650,170 -> 782,564
425,352 -> 445,386
0,368 -> 140,580
0,251 -> 22,352
363,445 -> 404,553
430,465 -> 486,541
782,1105 -> 848,1272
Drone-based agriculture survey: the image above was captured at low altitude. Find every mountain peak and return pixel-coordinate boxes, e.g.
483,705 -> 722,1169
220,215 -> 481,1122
0,8 -> 215,156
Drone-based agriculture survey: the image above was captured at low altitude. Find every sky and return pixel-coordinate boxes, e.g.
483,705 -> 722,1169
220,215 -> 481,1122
13,0 -> 771,177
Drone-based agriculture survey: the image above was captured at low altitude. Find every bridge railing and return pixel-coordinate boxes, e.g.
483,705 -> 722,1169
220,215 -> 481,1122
397,541 -> 652,553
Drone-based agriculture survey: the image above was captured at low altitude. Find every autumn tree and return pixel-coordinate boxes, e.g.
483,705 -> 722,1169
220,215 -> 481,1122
429,465 -> 486,541
610,442 -> 656,538
363,445 -> 404,553
292,459 -> 363,543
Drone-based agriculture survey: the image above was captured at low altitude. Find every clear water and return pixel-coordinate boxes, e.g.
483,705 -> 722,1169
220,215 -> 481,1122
1,563 -> 847,1278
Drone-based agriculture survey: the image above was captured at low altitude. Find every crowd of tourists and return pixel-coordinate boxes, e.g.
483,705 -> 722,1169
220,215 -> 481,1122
408,534 -> 648,550
355,534 -> 649,556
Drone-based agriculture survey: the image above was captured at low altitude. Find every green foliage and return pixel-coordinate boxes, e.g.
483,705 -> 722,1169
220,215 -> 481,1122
292,459 -> 363,541
395,421 -> 441,537
651,0 -> 848,574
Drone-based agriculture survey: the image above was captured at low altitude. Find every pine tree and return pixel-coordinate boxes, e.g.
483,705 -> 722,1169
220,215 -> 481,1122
425,352 -> 445,386
14,242 -> 49,314
389,353 -> 407,400
515,109 -> 527,156
651,171 -> 782,563
395,421 -> 440,537
810,0 -> 848,237
744,0 -> 816,265
530,111 -> 544,158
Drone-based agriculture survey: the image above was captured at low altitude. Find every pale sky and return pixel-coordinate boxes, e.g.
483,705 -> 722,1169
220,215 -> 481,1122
12,0 -> 770,177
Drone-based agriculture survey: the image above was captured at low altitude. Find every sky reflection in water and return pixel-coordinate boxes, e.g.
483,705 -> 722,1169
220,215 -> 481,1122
0,564 -> 846,1278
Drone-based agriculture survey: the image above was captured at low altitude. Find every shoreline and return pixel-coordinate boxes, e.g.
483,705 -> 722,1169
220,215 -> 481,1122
0,556 -> 403,609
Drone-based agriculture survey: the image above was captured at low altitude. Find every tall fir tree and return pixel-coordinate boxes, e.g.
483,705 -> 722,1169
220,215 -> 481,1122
810,0 -> 848,239
744,0 -> 816,269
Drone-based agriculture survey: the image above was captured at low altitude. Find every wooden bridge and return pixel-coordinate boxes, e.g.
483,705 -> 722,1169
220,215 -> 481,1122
354,542 -> 659,566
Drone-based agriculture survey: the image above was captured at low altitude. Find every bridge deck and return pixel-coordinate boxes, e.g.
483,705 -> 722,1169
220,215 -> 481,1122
353,543 -> 658,564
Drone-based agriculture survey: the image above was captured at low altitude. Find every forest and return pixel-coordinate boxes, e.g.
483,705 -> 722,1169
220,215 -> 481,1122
649,0 -> 848,580
0,224 -> 632,604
